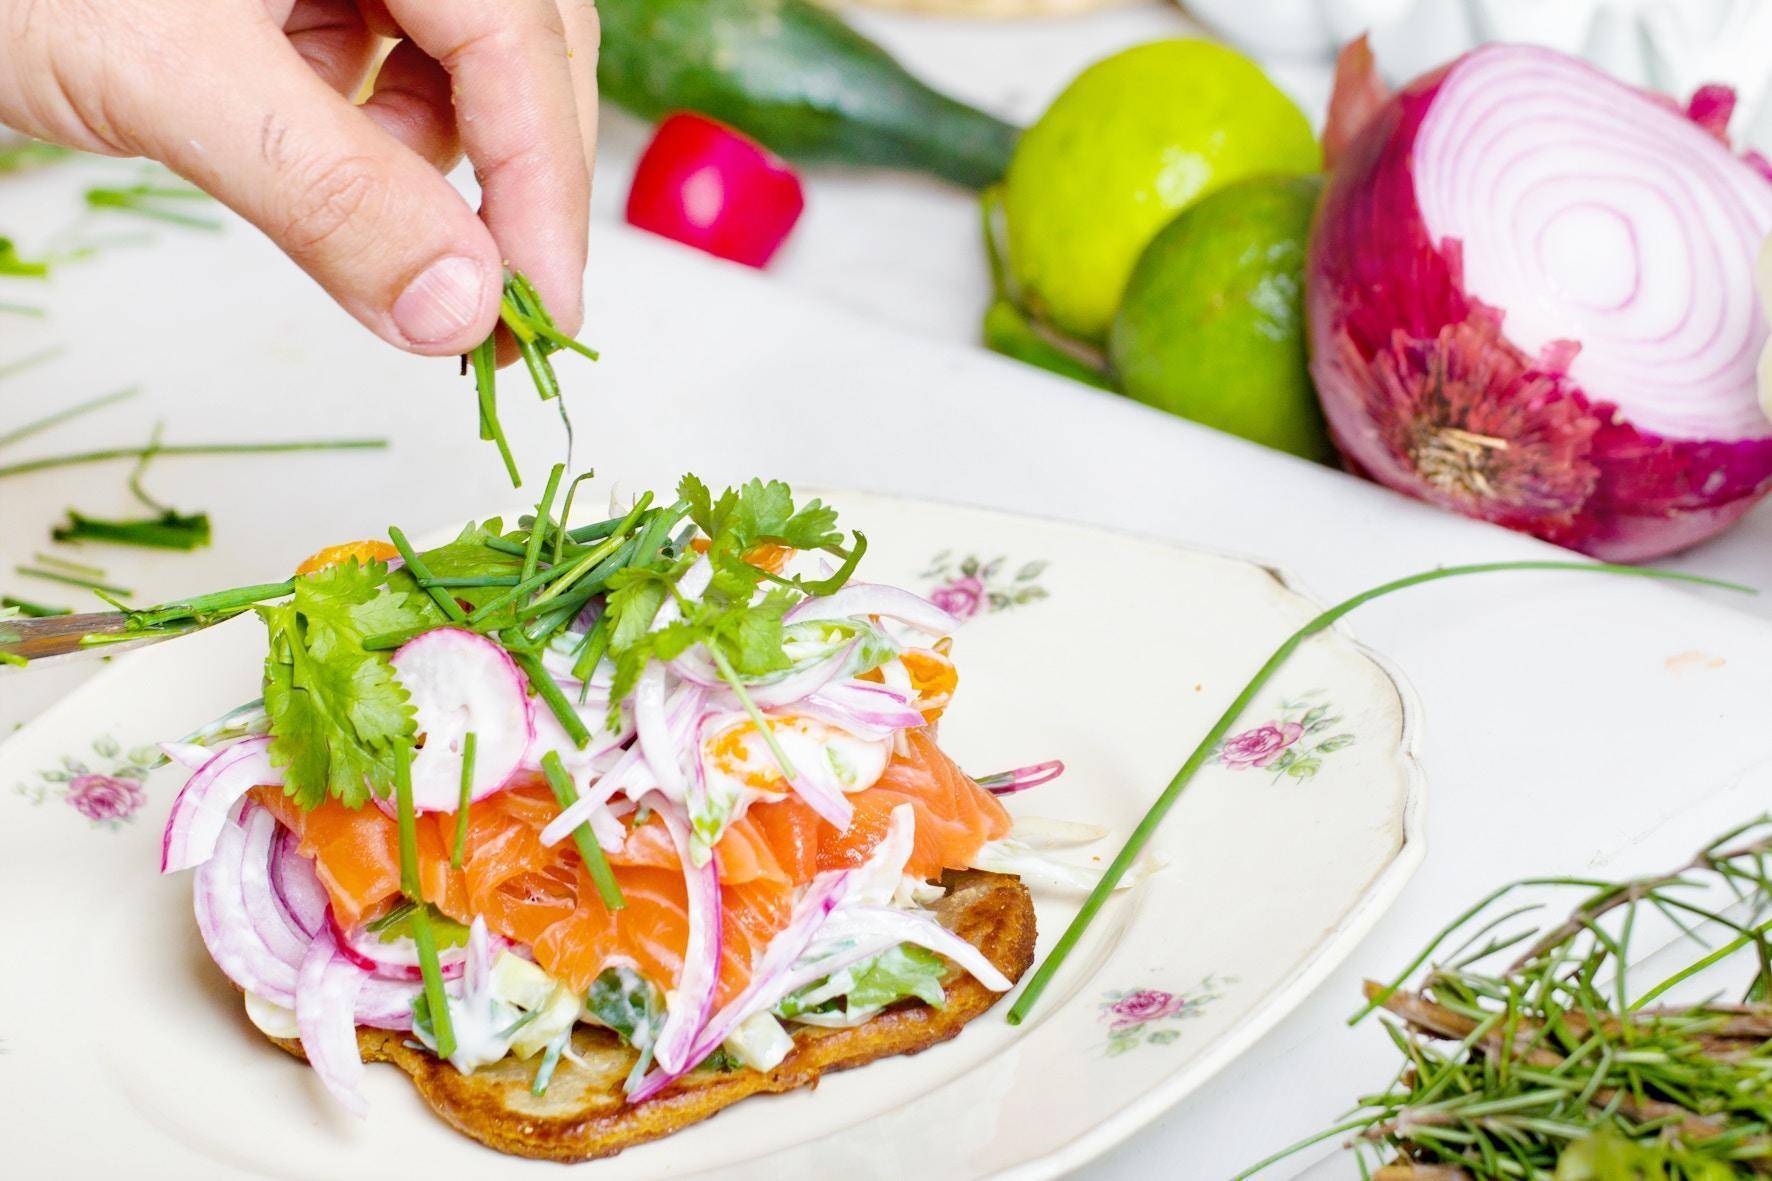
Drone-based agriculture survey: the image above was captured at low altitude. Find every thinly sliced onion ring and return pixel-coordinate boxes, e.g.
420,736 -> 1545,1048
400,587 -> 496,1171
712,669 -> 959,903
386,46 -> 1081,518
162,736 -> 280,873
785,583 -> 959,635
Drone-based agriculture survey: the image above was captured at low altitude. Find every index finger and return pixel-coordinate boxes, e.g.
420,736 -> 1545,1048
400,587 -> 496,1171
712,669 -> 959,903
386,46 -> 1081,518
384,0 -> 591,336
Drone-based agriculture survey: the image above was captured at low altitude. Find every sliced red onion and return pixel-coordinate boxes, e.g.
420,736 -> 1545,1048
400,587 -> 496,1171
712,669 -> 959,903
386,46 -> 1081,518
269,827 -> 327,938
391,628 -> 533,812
815,906 -> 1012,992
327,910 -> 479,983
975,760 -> 1067,796
158,741 -> 213,771
785,583 -> 960,635
801,680 -> 926,732
649,799 -> 723,1073
745,641 -> 854,708
1311,43 -> 1772,560
525,684 -> 631,772
241,806 -> 311,969
193,802 -> 299,1007
634,662 -> 687,802
296,927 -> 372,1118
667,647 -> 724,688
162,736 -> 280,873
628,868 -> 853,1101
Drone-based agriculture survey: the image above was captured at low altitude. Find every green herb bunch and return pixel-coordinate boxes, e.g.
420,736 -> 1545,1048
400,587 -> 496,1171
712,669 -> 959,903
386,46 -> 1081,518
1242,819 -> 1772,1180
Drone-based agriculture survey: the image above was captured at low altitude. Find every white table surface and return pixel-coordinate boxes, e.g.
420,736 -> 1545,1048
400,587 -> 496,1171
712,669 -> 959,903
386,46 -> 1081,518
6,8 -> 1772,1178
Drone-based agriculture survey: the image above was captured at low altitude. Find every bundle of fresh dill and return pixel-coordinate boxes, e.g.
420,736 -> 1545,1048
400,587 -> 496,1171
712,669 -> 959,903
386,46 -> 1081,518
1242,821 -> 1772,1179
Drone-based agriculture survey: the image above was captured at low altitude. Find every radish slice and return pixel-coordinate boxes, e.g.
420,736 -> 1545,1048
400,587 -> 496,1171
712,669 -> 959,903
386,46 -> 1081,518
296,927 -> 371,1118
161,737 -> 280,873
650,799 -> 724,1075
390,628 -> 533,813
785,584 -> 959,635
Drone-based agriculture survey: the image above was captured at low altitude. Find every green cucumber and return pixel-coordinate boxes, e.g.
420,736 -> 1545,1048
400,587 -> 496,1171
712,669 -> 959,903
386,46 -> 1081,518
597,0 -> 1020,189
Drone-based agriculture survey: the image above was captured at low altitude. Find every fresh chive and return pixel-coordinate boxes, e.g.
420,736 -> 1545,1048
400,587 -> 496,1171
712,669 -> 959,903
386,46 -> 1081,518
1006,560 -> 1757,1027
0,140 -> 72,173
388,526 -> 465,624
540,751 -> 624,910
522,464 -> 566,588
551,472 -> 601,567
0,385 -> 137,449
0,437 -> 386,480
566,510 -> 634,544
451,732 -> 477,869
417,575 -> 521,589
571,612 -> 611,686
15,565 -> 132,596
2,595 -> 70,617
468,335 -> 520,488
0,344 -> 68,385
0,237 -> 49,276
461,554 -> 585,626
31,552 -> 105,577
530,1032 -> 568,1096
53,509 -> 211,550
0,302 -> 44,318
126,579 -> 294,628
511,646 -> 590,748
393,741 -> 456,1058
84,185 -> 222,230
361,623 -> 450,651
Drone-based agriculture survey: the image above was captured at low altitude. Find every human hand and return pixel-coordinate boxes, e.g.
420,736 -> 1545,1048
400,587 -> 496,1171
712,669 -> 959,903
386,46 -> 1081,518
0,0 -> 599,356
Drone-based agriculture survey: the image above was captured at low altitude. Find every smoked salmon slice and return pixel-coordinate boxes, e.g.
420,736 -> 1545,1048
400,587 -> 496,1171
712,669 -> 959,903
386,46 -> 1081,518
254,727 -> 1008,1003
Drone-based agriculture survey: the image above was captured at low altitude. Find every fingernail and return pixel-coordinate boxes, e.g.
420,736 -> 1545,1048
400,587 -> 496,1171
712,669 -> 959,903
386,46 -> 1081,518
392,256 -> 486,346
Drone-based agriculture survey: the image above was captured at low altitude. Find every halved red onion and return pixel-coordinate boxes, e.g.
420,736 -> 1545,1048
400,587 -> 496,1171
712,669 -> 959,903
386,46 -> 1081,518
1311,42 -> 1772,560
785,583 -> 960,635
391,628 -> 533,812
649,799 -> 723,1073
162,736 -> 280,873
296,927 -> 372,1118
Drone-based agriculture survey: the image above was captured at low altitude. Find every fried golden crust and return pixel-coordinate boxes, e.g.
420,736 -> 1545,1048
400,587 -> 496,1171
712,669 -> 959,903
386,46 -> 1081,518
266,869 -> 1035,1162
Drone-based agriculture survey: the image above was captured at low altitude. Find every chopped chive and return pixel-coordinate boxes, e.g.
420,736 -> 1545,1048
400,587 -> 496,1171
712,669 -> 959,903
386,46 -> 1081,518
0,437 -> 386,481
0,140 -> 72,173
417,575 -> 521,589
530,1032 -> 568,1096
0,344 -> 68,385
127,579 -> 293,628
84,185 -> 222,230
31,552 -> 105,577
388,526 -> 465,624
540,751 -> 624,910
461,555 -> 583,626
522,464 -> 566,588
571,612 -> 611,687
469,336 -> 520,488
551,472 -> 600,567
452,732 -> 476,869
0,385 -> 137,449
15,565 -> 132,596
0,237 -> 49,276
566,509 -> 636,544
0,302 -> 44,318
53,509 -> 211,550
394,741 -> 456,1058
2,595 -> 70,617
1004,559 -> 1758,1027
511,647 -> 591,748
362,623 -> 450,651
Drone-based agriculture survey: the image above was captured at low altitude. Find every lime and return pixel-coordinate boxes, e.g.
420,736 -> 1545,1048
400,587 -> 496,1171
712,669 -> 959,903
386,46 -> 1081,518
1002,39 -> 1319,343
1107,174 -> 1332,462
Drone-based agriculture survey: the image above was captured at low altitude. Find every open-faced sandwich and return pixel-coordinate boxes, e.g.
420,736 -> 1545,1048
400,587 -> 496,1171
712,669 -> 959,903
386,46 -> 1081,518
158,476 -> 1096,1161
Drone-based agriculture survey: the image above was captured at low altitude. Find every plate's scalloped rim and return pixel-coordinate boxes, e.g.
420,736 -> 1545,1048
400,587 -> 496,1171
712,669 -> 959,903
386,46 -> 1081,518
807,488 -> 1428,1181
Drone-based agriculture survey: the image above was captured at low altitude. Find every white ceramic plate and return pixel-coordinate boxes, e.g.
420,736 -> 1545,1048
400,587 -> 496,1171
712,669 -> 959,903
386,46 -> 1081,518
0,489 -> 1423,1179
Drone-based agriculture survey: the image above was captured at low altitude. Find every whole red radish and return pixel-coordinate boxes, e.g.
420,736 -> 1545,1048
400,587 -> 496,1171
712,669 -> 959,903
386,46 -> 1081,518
626,113 -> 806,268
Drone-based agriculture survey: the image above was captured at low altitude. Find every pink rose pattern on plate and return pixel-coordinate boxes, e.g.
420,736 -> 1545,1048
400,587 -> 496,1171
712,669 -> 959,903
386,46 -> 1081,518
1214,691 -> 1355,783
1099,977 -> 1229,1054
13,734 -> 158,829
920,551 -> 1048,620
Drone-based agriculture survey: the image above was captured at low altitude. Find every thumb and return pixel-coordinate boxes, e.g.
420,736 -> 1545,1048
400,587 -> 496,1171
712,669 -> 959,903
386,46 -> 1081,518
128,17 -> 502,355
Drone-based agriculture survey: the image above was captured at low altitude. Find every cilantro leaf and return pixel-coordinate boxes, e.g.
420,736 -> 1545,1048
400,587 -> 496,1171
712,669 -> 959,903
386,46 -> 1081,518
260,559 -> 434,809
